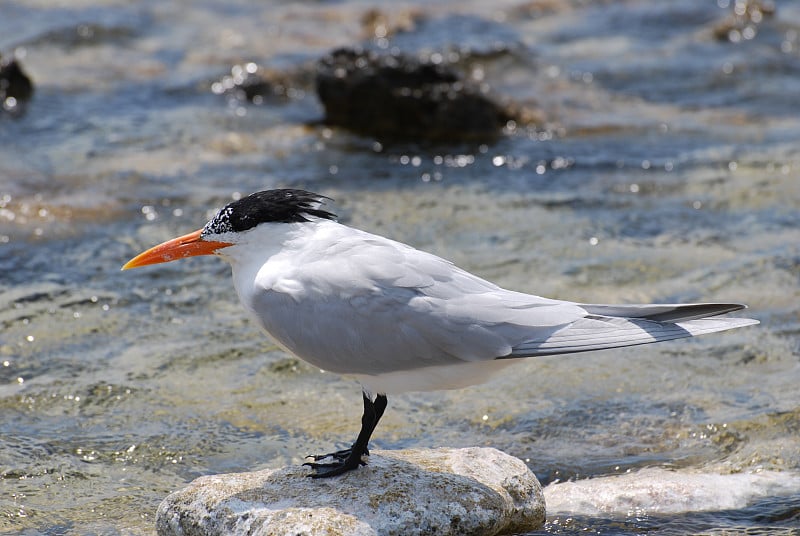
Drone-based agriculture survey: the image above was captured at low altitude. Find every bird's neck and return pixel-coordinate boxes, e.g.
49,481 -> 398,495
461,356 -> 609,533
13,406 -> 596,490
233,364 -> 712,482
226,219 -> 338,300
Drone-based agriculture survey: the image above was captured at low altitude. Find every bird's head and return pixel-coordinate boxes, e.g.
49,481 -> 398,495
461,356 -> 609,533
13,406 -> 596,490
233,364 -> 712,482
122,189 -> 335,270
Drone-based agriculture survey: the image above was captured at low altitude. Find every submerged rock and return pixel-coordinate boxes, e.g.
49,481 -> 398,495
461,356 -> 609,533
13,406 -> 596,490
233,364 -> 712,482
316,47 -> 519,142
156,447 -> 545,536
212,62 -> 313,104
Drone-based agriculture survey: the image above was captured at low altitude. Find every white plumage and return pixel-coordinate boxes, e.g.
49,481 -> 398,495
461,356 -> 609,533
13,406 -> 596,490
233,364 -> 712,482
215,217 -> 757,395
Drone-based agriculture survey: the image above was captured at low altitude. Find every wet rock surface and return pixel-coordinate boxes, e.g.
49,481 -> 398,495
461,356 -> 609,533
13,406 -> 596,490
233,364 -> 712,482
315,47 -> 519,143
156,447 -> 545,536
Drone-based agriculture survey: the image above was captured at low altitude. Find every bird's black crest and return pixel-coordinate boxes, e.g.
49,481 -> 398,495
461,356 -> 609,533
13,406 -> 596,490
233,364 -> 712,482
202,189 -> 336,236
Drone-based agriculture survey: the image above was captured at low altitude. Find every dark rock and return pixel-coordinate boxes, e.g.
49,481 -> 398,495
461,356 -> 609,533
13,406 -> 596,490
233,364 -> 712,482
315,47 -> 516,143
0,55 -> 34,113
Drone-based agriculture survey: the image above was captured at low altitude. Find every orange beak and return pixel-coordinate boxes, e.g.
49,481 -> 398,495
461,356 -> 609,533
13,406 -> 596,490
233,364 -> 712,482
122,229 -> 233,270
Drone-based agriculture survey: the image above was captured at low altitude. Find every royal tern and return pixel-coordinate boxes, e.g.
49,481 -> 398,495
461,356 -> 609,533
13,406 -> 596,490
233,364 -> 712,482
123,189 -> 758,477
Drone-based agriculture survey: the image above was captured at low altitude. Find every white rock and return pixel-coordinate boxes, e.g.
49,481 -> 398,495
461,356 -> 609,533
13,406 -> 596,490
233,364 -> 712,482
157,447 -> 545,536
544,467 -> 800,516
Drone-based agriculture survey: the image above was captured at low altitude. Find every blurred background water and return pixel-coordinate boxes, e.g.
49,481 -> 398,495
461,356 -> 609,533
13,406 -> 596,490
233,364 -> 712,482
1,0 -> 799,534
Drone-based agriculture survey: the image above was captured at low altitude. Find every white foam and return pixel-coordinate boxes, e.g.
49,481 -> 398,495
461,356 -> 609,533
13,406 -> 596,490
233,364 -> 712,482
544,467 -> 800,516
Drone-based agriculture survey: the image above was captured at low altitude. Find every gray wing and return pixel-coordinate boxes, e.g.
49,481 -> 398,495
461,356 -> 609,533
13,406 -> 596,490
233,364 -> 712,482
507,312 -> 759,358
247,228 -> 587,375
246,226 -> 758,375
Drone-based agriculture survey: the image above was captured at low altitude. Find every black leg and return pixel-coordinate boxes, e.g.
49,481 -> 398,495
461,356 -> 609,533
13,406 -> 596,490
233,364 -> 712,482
304,391 -> 388,478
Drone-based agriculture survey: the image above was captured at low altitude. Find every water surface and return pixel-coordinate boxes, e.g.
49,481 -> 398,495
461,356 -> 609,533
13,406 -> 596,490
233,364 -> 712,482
1,1 -> 799,534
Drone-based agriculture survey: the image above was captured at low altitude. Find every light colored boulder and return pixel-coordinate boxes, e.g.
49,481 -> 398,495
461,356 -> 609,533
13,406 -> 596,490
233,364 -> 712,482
157,447 -> 545,536
544,467 -> 800,516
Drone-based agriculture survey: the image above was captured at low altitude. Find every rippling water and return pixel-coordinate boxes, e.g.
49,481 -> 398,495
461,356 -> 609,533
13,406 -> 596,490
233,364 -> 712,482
1,1 -> 799,534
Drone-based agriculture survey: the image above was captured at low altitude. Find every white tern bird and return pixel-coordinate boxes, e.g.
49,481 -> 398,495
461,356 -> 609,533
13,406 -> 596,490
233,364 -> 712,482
123,189 -> 758,477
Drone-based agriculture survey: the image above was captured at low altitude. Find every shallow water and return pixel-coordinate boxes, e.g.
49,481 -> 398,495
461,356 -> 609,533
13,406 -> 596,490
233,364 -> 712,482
1,0 -> 799,534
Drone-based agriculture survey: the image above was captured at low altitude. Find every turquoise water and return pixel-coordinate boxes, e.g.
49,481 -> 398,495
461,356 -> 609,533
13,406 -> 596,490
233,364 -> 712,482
1,1 -> 799,534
